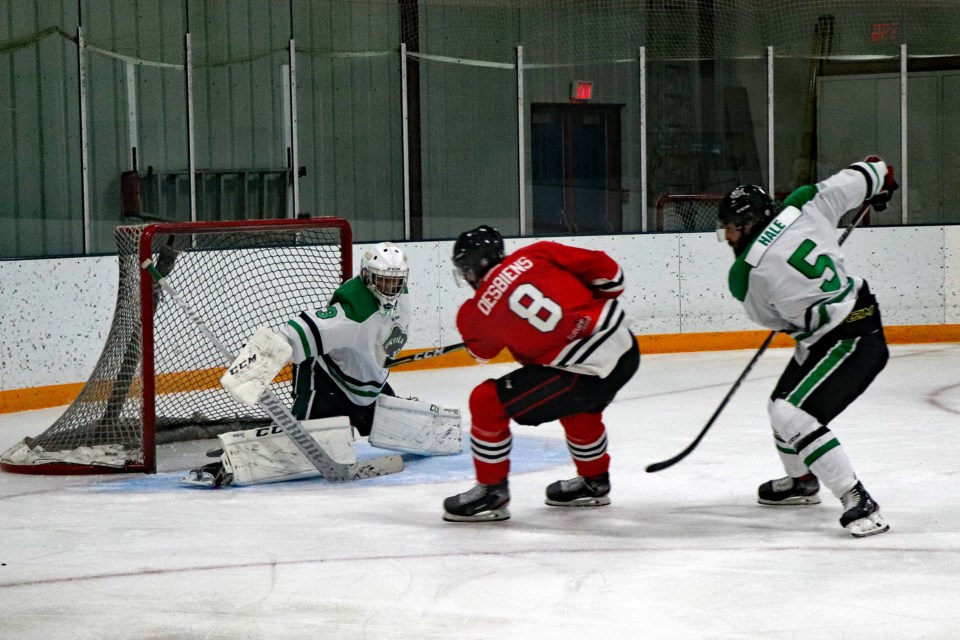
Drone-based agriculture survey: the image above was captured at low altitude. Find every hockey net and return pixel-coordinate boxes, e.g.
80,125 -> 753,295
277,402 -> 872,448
1,218 -> 352,475
656,192 -> 791,232
656,193 -> 729,232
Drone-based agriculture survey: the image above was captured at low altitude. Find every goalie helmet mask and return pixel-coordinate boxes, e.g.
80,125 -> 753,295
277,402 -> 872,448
361,242 -> 409,313
452,225 -> 505,289
718,184 -> 777,255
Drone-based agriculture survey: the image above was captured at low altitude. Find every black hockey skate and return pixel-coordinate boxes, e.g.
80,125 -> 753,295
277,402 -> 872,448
443,480 -> 510,522
758,474 -> 821,506
180,461 -> 233,488
840,481 -> 889,538
545,472 -> 610,507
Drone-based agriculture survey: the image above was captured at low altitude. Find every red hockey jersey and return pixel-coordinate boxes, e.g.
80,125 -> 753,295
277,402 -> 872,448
456,241 -> 633,377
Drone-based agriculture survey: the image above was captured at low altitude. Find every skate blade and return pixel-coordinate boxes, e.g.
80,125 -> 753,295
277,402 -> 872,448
179,472 -> 217,488
758,494 -> 822,506
545,495 -> 611,507
847,512 -> 890,538
442,507 -> 510,523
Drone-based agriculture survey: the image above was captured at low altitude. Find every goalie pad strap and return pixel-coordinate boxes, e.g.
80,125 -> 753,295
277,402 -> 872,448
368,395 -> 462,456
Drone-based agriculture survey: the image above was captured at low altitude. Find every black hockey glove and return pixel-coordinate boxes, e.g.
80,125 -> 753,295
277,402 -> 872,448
863,156 -> 899,212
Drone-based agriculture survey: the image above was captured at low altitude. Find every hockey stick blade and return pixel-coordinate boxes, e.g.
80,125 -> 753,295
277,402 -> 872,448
645,330 -> 774,473
386,342 -> 466,368
645,201 -> 873,474
349,454 -> 404,480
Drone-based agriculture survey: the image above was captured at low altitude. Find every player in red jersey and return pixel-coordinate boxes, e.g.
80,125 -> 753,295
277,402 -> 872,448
443,225 -> 640,522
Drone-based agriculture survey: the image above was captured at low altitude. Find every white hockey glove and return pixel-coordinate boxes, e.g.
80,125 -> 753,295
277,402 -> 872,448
220,327 -> 292,406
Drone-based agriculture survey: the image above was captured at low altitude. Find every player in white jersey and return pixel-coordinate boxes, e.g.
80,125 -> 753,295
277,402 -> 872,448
183,242 -> 461,487
281,243 -> 410,427
718,156 -> 898,537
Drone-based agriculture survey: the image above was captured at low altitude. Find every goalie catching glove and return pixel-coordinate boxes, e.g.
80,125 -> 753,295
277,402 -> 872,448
220,327 -> 292,406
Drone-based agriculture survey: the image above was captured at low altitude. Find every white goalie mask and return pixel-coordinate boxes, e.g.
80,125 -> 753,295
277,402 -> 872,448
361,242 -> 409,313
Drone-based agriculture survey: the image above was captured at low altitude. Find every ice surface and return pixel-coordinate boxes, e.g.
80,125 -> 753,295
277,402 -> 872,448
1,344 -> 959,639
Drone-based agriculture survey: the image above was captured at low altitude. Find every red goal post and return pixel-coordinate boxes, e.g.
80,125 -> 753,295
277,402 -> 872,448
1,218 -> 352,475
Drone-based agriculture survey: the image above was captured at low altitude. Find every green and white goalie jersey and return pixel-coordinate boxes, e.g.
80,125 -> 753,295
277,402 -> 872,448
727,160 -> 889,364
280,277 -> 410,405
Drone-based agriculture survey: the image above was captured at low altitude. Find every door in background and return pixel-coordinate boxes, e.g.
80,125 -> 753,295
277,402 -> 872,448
531,104 -> 622,235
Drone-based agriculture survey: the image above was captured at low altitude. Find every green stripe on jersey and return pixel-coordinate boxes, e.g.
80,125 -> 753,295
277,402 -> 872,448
782,184 -> 818,210
787,338 -> 858,406
287,320 -> 312,359
328,368 -> 383,397
728,255 -> 753,301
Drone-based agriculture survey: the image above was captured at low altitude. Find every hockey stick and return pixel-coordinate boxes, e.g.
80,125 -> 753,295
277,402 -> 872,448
141,259 -> 402,482
386,342 -> 466,368
645,201 -> 873,473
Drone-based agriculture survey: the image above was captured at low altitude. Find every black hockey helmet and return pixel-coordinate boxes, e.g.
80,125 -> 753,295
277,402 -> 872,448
718,184 -> 776,230
452,225 -> 505,288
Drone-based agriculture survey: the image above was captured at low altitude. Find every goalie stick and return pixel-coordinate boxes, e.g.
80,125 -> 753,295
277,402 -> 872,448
385,342 -> 466,368
141,258 -> 402,482
645,201 -> 873,473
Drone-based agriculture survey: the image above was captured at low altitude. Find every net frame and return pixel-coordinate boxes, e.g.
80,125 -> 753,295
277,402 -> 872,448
1,218 -> 352,475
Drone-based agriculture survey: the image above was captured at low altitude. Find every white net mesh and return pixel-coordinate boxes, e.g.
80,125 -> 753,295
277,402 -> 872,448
657,192 -> 794,231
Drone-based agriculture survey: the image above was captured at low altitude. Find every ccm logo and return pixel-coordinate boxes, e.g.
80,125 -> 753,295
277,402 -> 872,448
229,353 -> 258,375
846,305 -> 875,323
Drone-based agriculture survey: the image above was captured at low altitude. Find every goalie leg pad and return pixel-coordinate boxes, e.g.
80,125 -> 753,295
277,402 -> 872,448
220,327 -> 293,406
369,395 -> 462,456
219,418 -> 356,486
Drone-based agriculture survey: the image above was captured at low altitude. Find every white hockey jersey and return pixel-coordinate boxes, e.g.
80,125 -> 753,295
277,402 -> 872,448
280,277 -> 409,405
727,160 -> 888,364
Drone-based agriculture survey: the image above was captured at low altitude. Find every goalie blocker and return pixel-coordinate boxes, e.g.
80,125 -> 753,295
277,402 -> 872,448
219,326 -> 292,407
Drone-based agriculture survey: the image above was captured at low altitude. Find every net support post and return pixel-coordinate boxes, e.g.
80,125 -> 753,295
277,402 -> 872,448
516,45 -> 526,236
401,42 -> 411,239
282,64 -> 293,215
639,46 -> 647,233
185,33 -> 197,222
767,45 -> 775,197
77,25 -> 91,253
900,43 -> 908,224
288,38 -> 301,218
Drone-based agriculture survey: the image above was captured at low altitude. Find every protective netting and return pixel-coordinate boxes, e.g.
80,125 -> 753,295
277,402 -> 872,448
402,0 -> 960,63
1,219 -> 349,474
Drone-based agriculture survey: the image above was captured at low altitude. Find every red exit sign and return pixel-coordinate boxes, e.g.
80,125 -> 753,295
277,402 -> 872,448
571,81 -> 593,102
871,22 -> 899,42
